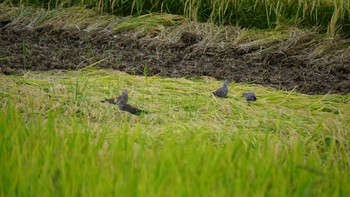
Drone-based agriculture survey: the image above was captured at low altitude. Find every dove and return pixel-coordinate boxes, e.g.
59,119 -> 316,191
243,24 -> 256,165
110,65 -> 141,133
101,97 -> 117,104
212,80 -> 229,97
116,96 -> 145,115
102,89 -> 147,115
119,89 -> 128,103
242,92 -> 257,101
107,89 -> 147,115
101,89 -> 128,104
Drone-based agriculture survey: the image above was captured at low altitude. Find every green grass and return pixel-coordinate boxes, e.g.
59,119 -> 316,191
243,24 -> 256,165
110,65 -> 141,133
0,70 -> 349,196
1,0 -> 350,36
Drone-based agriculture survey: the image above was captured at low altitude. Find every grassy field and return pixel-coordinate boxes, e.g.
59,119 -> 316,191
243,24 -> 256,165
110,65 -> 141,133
1,2 -> 350,195
2,0 -> 350,36
1,69 -> 349,196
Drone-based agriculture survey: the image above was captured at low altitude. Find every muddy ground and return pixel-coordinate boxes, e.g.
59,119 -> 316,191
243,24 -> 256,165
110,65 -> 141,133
1,20 -> 350,94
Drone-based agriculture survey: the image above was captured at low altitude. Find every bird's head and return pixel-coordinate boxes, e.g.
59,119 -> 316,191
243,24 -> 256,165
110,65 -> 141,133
120,89 -> 129,102
223,80 -> 229,86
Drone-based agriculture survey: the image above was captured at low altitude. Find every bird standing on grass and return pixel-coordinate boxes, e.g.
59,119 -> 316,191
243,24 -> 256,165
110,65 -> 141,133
118,89 -> 129,103
242,92 -> 257,101
101,89 -> 128,105
102,89 -> 147,115
212,80 -> 229,97
116,95 -> 144,115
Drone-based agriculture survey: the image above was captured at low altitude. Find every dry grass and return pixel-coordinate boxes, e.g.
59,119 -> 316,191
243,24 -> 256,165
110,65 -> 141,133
2,0 -> 350,36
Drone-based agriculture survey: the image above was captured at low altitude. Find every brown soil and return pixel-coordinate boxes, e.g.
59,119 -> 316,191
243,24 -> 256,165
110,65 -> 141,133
1,21 -> 350,94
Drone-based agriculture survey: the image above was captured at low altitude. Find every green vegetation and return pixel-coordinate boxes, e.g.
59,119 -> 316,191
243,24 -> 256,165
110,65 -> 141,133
0,1 -> 349,195
1,70 -> 349,196
1,0 -> 350,36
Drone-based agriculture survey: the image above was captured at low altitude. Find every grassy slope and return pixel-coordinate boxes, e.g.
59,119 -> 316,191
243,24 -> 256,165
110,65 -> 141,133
0,70 -> 349,196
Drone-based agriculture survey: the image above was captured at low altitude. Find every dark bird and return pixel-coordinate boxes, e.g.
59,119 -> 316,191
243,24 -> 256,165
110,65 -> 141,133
212,80 -> 229,97
119,89 -> 129,103
101,89 -> 128,104
103,89 -> 147,115
242,92 -> 257,101
101,89 -> 148,115
116,96 -> 145,115
101,97 -> 117,104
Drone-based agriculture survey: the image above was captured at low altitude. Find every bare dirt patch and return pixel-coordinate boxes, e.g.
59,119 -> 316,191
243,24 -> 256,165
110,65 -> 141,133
1,20 -> 350,94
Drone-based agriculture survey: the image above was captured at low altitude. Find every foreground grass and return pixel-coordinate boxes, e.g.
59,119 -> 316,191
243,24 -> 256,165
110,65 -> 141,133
0,70 -> 349,196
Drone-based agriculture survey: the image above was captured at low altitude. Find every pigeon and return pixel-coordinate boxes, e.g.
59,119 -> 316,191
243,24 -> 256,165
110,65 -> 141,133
103,89 -> 147,115
101,97 -> 117,104
101,89 -> 128,104
119,89 -> 129,103
116,96 -> 145,115
242,92 -> 257,101
212,80 -> 229,97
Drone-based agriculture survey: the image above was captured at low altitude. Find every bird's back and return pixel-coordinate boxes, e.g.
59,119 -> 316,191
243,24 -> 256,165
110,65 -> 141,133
242,92 -> 257,101
213,81 -> 228,97
117,94 -> 145,115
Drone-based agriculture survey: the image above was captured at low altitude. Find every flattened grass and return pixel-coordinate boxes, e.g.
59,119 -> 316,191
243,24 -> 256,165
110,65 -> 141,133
0,70 -> 349,196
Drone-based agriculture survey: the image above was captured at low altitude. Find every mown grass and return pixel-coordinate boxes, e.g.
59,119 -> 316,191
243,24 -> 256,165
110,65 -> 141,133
1,0 -> 350,36
0,70 -> 349,196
